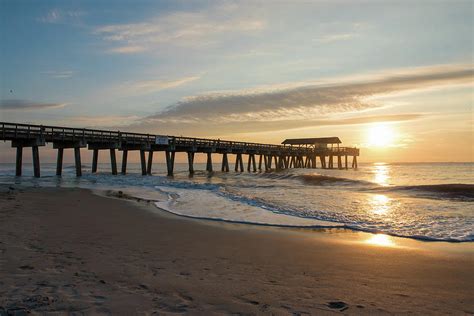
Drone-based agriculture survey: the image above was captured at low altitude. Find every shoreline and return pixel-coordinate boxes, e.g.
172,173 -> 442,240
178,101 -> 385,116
102,188 -> 474,247
1,186 -> 473,314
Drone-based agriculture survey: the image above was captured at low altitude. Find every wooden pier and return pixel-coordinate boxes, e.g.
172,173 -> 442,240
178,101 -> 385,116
0,122 -> 359,177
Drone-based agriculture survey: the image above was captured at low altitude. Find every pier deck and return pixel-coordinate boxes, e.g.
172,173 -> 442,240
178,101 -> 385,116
1,122 -> 359,177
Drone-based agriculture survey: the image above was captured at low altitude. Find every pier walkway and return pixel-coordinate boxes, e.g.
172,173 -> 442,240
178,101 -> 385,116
1,122 -> 359,177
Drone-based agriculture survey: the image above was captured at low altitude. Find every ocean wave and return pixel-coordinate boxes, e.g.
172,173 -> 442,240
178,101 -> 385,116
152,189 -> 474,242
148,183 -> 474,243
259,172 -> 374,186
297,174 -> 374,186
375,183 -> 474,200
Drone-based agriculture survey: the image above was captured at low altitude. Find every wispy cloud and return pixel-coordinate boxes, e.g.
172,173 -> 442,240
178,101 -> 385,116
129,76 -> 200,94
107,75 -> 201,97
0,99 -> 68,111
42,70 -> 74,79
95,3 -> 265,54
39,9 -> 85,24
65,115 -> 142,128
146,64 -> 473,123
314,33 -> 356,43
106,46 -> 147,54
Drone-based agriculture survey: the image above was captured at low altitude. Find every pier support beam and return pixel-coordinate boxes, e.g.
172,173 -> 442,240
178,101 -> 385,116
345,155 -> 348,170
56,148 -> 64,176
146,150 -> 153,175
165,151 -> 175,176
187,152 -> 195,174
15,147 -> 22,176
328,155 -> 334,169
206,153 -> 213,172
74,147 -> 82,177
32,146 -> 40,178
258,154 -> 263,171
221,153 -> 229,172
12,138 -> 45,178
320,156 -> 326,169
277,156 -> 284,170
352,156 -> 358,169
140,150 -> 147,175
289,156 -> 295,168
247,154 -> 256,172
337,155 -> 342,170
92,149 -> 99,173
121,150 -> 128,175
110,149 -> 118,175
235,154 -> 244,172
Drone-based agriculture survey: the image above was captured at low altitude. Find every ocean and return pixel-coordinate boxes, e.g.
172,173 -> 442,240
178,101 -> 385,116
1,162 -> 473,242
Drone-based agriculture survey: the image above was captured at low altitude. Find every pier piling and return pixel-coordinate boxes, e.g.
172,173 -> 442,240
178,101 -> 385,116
146,150 -> 153,175
92,149 -> 99,173
110,149 -> 118,175
187,152 -> 195,173
140,150 -> 146,176
74,147 -> 82,177
165,151 -> 175,176
221,153 -> 229,172
32,146 -> 40,178
56,148 -> 64,176
206,153 -> 213,172
121,150 -> 128,175
15,146 -> 22,176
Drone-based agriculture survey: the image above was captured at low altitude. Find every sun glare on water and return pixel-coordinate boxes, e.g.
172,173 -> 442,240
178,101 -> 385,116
367,123 -> 396,147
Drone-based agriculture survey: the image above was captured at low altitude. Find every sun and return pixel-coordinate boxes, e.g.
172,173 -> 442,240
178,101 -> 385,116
367,123 -> 396,147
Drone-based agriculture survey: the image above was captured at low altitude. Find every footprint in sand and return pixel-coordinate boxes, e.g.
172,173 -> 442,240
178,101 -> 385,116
327,301 -> 349,311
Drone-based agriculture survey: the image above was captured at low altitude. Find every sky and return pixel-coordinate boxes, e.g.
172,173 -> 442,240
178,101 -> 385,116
0,0 -> 473,163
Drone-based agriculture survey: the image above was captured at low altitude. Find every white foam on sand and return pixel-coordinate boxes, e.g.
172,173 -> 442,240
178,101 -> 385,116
153,186 -> 343,228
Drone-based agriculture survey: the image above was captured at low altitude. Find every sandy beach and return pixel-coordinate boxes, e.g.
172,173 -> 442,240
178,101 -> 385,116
1,186 -> 473,315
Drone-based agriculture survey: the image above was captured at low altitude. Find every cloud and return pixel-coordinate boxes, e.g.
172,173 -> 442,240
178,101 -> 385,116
146,64 -> 473,123
107,46 -> 147,54
106,75 -> 200,97
64,115 -> 142,128
129,76 -> 200,94
0,99 -> 68,111
42,70 -> 74,79
95,3 -> 265,54
314,33 -> 356,43
127,113 -> 423,137
39,9 -> 85,24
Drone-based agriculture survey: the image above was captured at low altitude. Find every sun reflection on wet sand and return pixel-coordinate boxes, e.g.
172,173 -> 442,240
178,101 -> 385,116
373,163 -> 390,186
366,234 -> 396,247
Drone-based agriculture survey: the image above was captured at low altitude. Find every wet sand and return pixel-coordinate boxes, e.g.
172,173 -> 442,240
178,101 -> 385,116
1,186 -> 473,315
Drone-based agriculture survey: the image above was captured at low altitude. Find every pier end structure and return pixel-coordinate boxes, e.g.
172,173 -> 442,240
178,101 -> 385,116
1,122 -> 360,177
281,137 -> 359,170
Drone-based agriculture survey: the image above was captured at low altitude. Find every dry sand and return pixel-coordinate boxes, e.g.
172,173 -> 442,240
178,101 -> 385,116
1,186 -> 473,315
